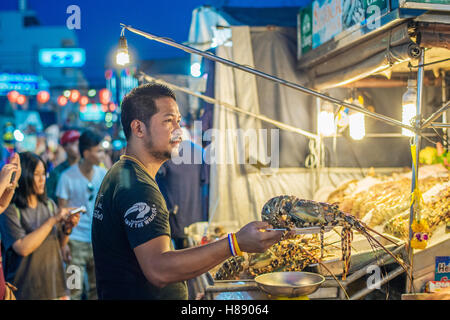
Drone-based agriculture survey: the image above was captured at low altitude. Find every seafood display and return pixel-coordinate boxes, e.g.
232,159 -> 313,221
384,185 -> 450,241
327,165 -> 450,242
260,196 -> 409,280
328,176 -> 446,225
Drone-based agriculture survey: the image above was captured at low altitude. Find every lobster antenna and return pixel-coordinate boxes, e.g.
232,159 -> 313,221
362,225 -> 400,246
360,229 -> 414,287
300,246 -> 350,300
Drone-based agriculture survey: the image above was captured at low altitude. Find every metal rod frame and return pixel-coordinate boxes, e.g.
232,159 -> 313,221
421,100 -> 450,129
407,50 -> 425,294
430,123 -> 450,129
121,24 -> 417,133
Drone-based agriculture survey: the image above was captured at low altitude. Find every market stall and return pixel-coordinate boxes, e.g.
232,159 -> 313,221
119,0 -> 449,299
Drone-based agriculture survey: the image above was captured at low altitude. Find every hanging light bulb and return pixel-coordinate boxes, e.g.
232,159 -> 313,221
348,95 -> 366,140
37,91 -> 50,104
349,112 -> 365,140
402,79 -> 417,137
16,94 -> 27,105
318,101 -> 336,136
190,62 -> 202,78
7,91 -> 20,104
116,29 -> 130,66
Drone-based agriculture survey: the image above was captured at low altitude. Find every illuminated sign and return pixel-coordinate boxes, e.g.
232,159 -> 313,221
39,48 -> 86,67
0,73 -> 49,96
79,104 -> 105,122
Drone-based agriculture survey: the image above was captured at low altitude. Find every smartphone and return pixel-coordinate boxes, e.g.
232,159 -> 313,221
10,171 -> 16,184
69,206 -> 87,216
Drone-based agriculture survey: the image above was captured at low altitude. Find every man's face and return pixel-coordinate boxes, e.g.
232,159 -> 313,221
64,140 -> 79,160
83,144 -> 103,166
144,97 -> 182,161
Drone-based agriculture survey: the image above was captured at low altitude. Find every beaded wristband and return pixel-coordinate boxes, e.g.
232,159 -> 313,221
231,233 -> 243,256
227,233 -> 237,256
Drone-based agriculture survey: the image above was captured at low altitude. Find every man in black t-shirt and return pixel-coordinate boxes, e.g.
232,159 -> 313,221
91,83 -> 283,300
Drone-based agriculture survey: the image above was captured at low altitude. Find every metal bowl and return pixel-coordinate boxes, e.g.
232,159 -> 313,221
254,271 -> 325,298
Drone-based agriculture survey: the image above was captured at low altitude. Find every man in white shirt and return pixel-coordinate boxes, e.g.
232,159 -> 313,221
56,129 -> 106,300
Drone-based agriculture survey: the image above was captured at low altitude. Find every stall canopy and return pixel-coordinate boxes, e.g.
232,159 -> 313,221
296,2 -> 450,90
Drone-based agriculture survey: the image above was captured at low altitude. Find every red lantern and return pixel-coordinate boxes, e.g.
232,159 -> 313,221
16,95 -> 27,105
70,90 -> 80,103
57,96 -> 68,106
99,89 -> 111,105
79,96 -> 89,106
109,102 -> 116,112
7,91 -> 20,104
105,69 -> 113,80
101,104 -> 108,113
37,91 -> 50,104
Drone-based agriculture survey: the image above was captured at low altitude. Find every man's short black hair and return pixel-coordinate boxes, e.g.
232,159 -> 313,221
79,129 -> 103,158
120,83 -> 176,140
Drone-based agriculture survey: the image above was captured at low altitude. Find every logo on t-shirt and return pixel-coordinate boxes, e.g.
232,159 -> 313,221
124,202 -> 157,228
93,194 -> 104,221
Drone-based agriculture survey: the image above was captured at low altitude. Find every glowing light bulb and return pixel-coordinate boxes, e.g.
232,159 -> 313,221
13,130 -> 24,142
349,112 -> 365,140
190,62 -> 201,78
402,79 -> 417,137
318,110 -> 335,136
116,50 -> 130,66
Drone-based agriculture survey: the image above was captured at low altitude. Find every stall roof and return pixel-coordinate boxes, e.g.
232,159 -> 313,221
297,7 -> 450,90
219,6 -> 300,27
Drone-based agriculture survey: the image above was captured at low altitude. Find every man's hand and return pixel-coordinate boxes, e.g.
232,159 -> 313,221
62,210 -> 81,232
61,244 -> 72,263
235,221 -> 284,253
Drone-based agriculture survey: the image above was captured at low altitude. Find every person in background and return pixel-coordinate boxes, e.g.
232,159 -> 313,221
0,153 -> 21,300
46,130 -> 80,202
156,136 -> 206,250
56,129 -> 106,300
0,152 -> 80,300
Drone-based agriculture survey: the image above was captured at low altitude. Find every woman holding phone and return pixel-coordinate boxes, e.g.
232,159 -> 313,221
0,152 -> 80,300
0,152 -> 21,300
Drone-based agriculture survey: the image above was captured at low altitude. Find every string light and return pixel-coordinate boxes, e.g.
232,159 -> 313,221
116,28 -> 130,66
349,112 -> 365,140
318,102 -> 335,136
349,96 -> 366,140
402,79 -> 417,137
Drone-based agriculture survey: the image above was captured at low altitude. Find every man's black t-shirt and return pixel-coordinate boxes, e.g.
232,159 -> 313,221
91,157 -> 188,300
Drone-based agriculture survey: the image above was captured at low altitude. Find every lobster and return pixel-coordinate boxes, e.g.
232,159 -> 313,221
261,195 -> 411,281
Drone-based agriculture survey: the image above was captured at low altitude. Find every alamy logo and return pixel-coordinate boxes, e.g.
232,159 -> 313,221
124,202 -> 157,228
66,265 -> 81,290
66,5 -> 81,30
366,265 -> 381,290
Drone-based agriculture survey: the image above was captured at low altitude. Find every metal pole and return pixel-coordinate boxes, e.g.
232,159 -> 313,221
430,123 -> 450,129
407,49 -> 425,293
442,71 -> 448,149
315,97 -> 322,197
420,100 -> 450,129
121,24 -> 416,133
